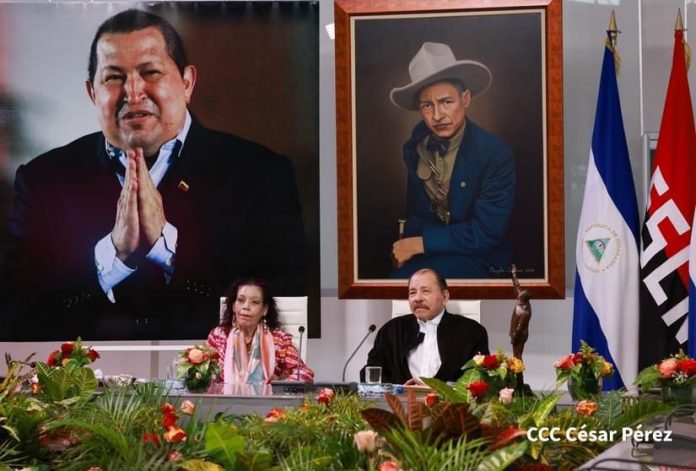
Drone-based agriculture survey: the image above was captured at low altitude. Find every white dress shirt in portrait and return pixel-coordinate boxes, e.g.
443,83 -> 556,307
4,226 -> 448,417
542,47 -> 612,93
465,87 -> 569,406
408,309 -> 445,381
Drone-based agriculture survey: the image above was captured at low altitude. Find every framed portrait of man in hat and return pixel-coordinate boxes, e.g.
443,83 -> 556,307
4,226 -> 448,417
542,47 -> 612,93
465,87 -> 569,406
335,0 -> 564,299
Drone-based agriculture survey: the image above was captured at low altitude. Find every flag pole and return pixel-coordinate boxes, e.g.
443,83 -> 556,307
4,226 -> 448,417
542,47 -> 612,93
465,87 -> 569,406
606,11 -> 621,74
675,8 -> 691,71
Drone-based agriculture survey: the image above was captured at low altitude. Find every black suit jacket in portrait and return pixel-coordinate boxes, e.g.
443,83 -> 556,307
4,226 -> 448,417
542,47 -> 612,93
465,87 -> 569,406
0,119 -> 306,341
362,311 -> 490,385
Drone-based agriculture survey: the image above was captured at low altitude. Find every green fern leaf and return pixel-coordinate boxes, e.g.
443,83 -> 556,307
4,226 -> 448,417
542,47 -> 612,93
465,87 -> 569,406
204,422 -> 244,469
477,441 -> 528,471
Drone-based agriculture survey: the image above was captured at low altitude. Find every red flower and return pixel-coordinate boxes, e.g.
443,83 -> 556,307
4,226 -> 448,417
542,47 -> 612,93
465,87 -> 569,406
677,358 -> 696,376
424,393 -> 439,406
60,342 -> 75,356
161,403 -> 175,414
47,350 -> 60,367
142,432 -> 161,447
467,381 -> 489,398
317,388 -> 336,405
86,349 -> 100,362
482,354 -> 499,370
162,412 -> 177,429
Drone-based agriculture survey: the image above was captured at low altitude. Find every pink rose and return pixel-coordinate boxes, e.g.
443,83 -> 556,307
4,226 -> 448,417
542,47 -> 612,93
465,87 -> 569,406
379,460 -> 402,471
353,430 -> 378,453
657,358 -> 678,378
317,388 -> 335,405
187,348 -> 208,365
180,400 -> 195,416
166,451 -> 183,461
498,387 -> 514,405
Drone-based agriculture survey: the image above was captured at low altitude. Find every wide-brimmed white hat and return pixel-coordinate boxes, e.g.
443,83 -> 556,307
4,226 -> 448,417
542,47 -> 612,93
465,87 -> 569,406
389,42 -> 492,110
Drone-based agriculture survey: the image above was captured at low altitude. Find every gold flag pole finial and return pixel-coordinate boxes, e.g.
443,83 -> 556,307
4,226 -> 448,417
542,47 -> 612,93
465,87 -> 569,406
675,8 -> 684,31
606,10 -> 621,74
675,9 -> 691,70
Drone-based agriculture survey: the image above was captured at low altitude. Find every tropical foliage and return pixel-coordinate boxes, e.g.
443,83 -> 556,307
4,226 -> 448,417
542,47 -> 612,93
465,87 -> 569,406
0,340 -> 685,470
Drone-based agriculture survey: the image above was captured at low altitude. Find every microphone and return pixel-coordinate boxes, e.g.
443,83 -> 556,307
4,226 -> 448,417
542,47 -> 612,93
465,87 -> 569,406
297,325 -> 306,381
342,324 -> 376,382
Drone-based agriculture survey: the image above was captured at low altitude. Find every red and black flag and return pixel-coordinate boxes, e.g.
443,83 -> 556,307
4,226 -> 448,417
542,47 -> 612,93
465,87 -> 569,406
639,22 -> 696,369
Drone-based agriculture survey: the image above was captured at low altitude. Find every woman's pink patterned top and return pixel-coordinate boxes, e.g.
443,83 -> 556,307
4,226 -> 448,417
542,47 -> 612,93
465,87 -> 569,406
207,326 -> 314,383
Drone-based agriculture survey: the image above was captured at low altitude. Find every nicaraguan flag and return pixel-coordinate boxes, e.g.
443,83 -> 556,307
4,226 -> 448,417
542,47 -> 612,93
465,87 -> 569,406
572,35 -> 640,390
689,208 -> 696,358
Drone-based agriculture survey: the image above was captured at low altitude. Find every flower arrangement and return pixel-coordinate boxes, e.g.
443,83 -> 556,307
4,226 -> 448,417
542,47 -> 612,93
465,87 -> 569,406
554,340 -> 613,400
46,338 -> 100,368
634,350 -> 696,402
176,344 -> 220,392
459,349 -> 525,402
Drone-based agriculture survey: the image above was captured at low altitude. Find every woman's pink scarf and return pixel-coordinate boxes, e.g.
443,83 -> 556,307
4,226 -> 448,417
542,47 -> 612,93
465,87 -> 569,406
223,325 -> 276,384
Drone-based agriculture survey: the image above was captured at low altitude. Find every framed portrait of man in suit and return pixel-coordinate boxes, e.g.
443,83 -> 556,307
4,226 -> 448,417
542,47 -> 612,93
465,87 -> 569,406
0,2 -> 320,341
335,0 -> 564,299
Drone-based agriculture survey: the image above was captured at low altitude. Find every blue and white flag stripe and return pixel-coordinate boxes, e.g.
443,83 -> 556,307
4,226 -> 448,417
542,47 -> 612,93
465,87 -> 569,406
689,207 -> 696,358
572,42 -> 640,390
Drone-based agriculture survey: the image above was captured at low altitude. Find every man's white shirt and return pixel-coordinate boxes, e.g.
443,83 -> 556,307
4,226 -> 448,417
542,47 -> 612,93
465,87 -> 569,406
408,309 -> 444,381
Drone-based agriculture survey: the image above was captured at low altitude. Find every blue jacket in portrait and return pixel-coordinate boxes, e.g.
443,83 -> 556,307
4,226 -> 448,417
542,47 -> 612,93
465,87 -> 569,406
392,119 -> 515,278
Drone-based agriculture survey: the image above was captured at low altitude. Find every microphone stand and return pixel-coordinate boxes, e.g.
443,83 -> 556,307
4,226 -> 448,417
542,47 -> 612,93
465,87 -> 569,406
297,325 -> 305,381
342,324 -> 376,382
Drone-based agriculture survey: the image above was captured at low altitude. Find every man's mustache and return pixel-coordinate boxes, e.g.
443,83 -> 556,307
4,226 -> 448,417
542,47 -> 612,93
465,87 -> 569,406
118,104 -> 157,119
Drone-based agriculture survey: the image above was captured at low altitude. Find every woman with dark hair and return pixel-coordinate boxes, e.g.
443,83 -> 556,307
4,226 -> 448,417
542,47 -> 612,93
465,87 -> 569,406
206,278 -> 314,384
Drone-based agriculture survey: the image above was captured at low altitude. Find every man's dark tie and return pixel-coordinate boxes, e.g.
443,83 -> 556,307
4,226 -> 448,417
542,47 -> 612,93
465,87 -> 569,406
426,135 -> 449,155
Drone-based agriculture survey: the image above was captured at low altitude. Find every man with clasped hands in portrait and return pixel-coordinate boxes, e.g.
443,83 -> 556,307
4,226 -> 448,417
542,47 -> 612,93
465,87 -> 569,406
362,268 -> 489,385
0,9 -> 305,341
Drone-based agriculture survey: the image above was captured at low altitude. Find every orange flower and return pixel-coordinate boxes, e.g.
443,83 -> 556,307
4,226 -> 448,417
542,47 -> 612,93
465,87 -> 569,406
508,357 -> 525,373
265,407 -> 286,422
187,348 -> 208,365
31,383 -> 41,395
575,400 -> 598,416
601,361 -> 613,377
163,426 -> 186,443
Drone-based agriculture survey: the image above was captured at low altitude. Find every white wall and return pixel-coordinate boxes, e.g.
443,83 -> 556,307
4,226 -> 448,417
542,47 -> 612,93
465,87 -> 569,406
2,0 -> 695,391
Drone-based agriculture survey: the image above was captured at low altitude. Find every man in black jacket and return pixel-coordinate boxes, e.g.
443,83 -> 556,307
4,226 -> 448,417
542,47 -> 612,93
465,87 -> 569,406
363,268 -> 489,384
0,9 -> 305,341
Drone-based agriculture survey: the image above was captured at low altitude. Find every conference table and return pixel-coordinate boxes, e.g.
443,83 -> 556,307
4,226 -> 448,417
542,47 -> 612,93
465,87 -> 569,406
164,381 -> 405,417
